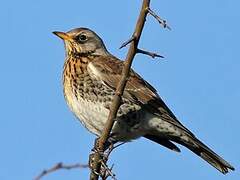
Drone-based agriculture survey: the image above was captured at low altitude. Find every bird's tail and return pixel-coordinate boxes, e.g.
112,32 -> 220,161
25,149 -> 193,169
173,134 -> 235,174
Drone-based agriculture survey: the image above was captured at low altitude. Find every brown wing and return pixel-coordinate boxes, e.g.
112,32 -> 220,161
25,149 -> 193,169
87,55 -> 194,135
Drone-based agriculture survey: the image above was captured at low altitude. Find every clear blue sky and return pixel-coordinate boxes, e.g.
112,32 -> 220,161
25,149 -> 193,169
1,1 -> 239,179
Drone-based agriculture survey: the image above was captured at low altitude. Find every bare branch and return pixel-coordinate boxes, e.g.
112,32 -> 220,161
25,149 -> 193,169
89,0 -> 151,179
34,162 -> 88,180
137,48 -> 164,58
147,8 -> 171,30
119,36 -> 135,49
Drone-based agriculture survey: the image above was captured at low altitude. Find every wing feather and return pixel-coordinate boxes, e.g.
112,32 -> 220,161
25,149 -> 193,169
87,56 -> 194,135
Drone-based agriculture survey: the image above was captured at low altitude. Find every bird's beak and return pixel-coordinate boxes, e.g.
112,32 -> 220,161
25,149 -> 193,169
52,31 -> 71,40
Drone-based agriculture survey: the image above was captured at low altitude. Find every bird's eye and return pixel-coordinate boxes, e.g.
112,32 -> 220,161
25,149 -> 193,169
78,34 -> 87,42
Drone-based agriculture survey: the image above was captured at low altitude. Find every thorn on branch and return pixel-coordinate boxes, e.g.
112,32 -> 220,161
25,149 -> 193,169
147,8 -> 171,30
34,162 -> 88,180
100,161 -> 117,180
119,36 -> 135,49
137,48 -> 164,58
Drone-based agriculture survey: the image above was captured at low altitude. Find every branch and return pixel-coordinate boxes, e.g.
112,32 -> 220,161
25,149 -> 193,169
34,162 -> 88,180
119,36 -> 135,49
147,8 -> 171,30
89,0 -> 151,180
137,48 -> 164,58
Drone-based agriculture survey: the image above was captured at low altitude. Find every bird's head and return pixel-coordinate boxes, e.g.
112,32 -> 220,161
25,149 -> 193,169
53,27 -> 109,56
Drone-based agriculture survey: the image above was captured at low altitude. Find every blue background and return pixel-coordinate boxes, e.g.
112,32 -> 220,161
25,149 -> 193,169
1,0 -> 239,179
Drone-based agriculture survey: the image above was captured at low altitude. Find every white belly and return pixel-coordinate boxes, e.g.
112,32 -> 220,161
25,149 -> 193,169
66,91 -> 109,136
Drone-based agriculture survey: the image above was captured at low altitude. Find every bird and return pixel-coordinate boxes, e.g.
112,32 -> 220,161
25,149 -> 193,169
53,27 -> 234,174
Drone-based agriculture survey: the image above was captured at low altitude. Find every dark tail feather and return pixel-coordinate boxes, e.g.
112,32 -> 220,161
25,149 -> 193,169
173,136 -> 235,174
144,134 -> 181,152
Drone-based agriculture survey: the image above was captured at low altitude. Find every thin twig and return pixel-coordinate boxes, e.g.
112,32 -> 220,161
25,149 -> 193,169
34,162 -> 88,180
147,8 -> 171,30
119,36 -> 135,49
137,48 -> 164,58
89,0 -> 151,180
101,161 -> 117,180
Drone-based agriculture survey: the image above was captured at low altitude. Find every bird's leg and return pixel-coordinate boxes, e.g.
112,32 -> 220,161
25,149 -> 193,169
105,141 -> 126,160
89,137 -> 115,169
91,137 -> 124,179
100,139 -> 119,180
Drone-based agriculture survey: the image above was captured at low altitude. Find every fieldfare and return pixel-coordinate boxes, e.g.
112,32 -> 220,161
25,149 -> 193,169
53,27 -> 234,174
